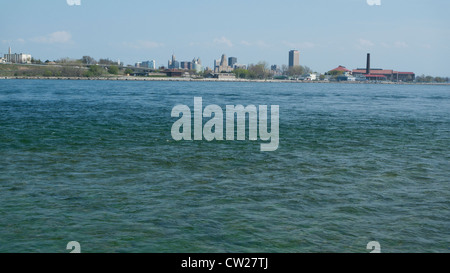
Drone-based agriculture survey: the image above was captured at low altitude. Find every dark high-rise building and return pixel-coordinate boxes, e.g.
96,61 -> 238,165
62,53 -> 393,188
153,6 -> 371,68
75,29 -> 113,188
180,61 -> 190,70
228,57 -> 237,68
289,50 -> 300,67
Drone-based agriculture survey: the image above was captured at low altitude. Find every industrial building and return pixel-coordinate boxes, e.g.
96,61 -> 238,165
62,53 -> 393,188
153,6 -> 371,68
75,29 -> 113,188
3,47 -> 32,64
352,53 -> 415,82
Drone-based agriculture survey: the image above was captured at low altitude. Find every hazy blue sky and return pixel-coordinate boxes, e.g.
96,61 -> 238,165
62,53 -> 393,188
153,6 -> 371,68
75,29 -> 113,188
1,0 -> 449,75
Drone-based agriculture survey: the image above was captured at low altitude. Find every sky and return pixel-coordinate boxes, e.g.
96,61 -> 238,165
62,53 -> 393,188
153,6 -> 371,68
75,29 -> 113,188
1,0 -> 449,76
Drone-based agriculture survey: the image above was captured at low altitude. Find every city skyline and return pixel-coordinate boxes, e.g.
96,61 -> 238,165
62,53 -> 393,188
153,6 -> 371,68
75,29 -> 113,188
1,0 -> 449,76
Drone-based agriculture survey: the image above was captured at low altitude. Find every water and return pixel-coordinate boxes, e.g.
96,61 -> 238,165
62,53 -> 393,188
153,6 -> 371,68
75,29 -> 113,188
0,80 -> 448,253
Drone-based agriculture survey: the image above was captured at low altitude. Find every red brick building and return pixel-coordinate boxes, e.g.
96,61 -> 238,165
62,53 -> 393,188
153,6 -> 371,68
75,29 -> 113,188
352,68 -> 415,82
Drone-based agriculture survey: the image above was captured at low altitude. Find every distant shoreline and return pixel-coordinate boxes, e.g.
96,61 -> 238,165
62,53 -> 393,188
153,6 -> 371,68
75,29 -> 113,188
1,76 -> 449,85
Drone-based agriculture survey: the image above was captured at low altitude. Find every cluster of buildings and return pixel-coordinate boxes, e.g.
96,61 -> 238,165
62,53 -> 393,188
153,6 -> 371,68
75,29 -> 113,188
1,45 -> 416,82
329,54 -> 416,82
167,55 -> 203,73
1,47 -> 32,64
213,54 -> 246,73
135,60 -> 156,69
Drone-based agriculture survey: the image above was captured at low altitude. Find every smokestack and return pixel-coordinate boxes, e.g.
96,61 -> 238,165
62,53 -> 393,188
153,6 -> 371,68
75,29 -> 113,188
366,53 -> 371,75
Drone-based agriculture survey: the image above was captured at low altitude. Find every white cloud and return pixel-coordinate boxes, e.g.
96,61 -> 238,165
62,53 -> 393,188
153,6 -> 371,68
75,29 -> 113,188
2,38 -> 26,45
255,40 -> 271,48
394,41 -> 408,48
378,41 -> 409,49
189,42 -> 201,47
66,0 -> 81,6
358,39 -> 375,47
213,36 -> 233,47
240,40 -> 271,48
123,40 -> 164,50
282,41 -> 316,49
31,31 -> 72,44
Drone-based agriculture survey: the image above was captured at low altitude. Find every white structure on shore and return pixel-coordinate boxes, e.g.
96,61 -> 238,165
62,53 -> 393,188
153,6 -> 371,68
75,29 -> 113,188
192,57 -> 202,73
303,73 -> 317,81
4,47 -> 32,64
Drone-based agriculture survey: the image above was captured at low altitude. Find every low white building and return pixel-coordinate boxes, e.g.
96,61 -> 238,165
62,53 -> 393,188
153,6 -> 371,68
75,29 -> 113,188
301,73 -> 317,81
4,47 -> 32,64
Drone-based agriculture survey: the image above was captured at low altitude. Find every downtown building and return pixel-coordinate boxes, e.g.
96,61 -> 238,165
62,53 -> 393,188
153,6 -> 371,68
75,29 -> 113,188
141,60 -> 156,69
179,58 -> 202,73
228,57 -> 237,68
168,54 -> 180,69
289,50 -> 300,67
180,61 -> 191,70
192,57 -> 202,73
214,54 -> 233,73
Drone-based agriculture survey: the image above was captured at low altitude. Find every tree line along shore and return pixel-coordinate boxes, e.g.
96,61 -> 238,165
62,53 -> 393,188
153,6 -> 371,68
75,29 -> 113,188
0,62 -> 448,84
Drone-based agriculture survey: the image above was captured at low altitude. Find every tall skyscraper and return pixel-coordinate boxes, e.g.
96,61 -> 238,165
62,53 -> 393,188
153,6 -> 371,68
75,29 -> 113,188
289,50 -> 300,67
220,54 -> 228,67
228,57 -> 237,68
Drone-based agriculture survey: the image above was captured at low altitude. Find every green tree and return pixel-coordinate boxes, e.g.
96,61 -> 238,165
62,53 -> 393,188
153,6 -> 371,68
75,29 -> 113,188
108,65 -> 119,75
31,58 -> 42,64
303,66 -> 313,74
82,56 -> 97,65
99,58 -> 117,65
434,77 -> 445,83
84,65 -> 103,77
124,68 -> 133,75
248,62 -> 270,79
328,70 -> 344,76
233,68 -> 249,79
287,66 -> 304,77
